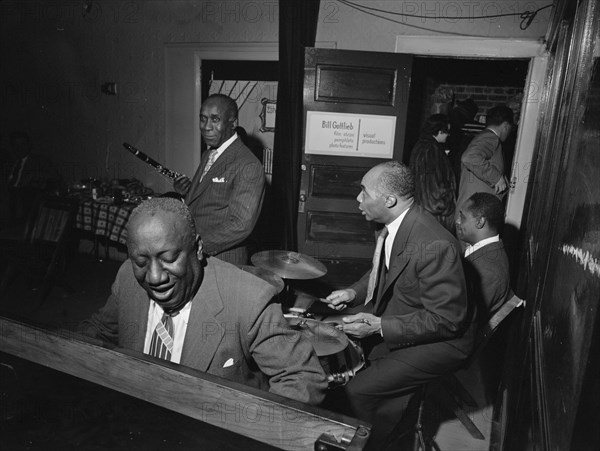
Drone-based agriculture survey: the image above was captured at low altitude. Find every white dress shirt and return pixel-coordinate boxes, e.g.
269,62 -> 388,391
384,202 -> 413,269
143,300 -> 192,363
209,132 -> 238,161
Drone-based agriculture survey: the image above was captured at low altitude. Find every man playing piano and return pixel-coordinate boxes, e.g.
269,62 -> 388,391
79,197 -> 327,405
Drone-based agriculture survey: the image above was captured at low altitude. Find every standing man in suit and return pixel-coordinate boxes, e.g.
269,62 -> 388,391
320,161 -> 474,447
456,105 -> 514,217
173,94 -> 264,265
456,192 -> 511,323
79,197 -> 327,406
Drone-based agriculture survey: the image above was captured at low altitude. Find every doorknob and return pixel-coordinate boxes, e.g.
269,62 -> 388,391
299,194 -> 307,202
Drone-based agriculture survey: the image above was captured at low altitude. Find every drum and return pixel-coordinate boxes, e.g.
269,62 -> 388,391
285,316 -> 365,387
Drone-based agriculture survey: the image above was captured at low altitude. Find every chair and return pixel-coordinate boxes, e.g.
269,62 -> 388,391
0,195 -> 79,303
411,294 -> 525,449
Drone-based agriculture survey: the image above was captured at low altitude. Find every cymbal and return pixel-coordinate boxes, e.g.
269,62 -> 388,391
239,265 -> 285,294
251,250 -> 327,280
285,316 -> 348,356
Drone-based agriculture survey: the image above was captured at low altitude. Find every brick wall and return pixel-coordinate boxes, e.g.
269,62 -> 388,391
425,83 -> 523,124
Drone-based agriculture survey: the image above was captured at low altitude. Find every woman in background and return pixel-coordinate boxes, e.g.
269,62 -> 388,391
409,114 -> 457,233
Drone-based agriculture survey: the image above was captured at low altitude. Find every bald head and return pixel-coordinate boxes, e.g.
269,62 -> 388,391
200,94 -> 238,148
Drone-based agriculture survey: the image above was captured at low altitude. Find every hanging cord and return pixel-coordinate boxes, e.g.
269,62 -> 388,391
337,0 -> 553,32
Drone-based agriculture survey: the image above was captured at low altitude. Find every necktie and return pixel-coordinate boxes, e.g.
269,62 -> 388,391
365,226 -> 389,305
200,149 -> 218,182
149,313 -> 174,360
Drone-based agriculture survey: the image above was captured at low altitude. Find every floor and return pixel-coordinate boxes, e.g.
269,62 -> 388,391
0,249 -> 495,451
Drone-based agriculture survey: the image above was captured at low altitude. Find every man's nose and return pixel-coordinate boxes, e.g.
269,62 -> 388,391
147,260 -> 167,285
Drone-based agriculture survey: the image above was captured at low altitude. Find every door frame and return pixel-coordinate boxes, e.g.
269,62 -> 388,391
165,43 -> 279,187
165,42 -> 336,189
395,36 -> 549,230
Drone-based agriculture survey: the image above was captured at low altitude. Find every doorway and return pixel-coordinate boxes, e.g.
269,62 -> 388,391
404,57 -> 530,173
200,59 -> 280,251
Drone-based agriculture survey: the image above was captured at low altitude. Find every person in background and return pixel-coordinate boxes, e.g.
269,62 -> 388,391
409,114 -> 456,233
79,197 -> 327,405
320,161 -> 475,448
456,192 -> 511,323
447,98 -> 482,182
456,105 -> 514,218
5,131 -> 61,228
173,94 -> 265,265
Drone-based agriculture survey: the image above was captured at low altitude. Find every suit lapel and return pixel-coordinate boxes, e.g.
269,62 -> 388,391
187,140 -> 240,206
186,150 -> 209,204
128,285 -> 151,353
180,262 -> 225,371
374,205 -> 418,313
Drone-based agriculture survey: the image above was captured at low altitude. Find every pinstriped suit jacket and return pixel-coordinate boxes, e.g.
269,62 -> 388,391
185,138 -> 265,265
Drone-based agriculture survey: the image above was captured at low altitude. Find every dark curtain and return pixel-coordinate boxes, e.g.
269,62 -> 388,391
272,0 -> 321,251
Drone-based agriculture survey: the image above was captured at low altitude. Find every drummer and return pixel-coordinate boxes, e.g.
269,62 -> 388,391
319,161 -> 475,447
79,197 -> 328,406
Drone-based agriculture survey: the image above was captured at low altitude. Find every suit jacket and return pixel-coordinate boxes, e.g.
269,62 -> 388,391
464,240 -> 511,324
185,138 -> 265,265
80,258 -> 327,405
351,204 -> 475,360
457,129 -> 505,212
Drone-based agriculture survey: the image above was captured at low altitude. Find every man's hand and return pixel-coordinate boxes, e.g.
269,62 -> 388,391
173,175 -> 192,196
321,289 -> 356,311
340,313 -> 381,339
493,175 -> 508,195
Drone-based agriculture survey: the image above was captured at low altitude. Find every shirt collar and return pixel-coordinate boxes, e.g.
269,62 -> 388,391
465,234 -> 500,258
151,299 -> 193,317
210,132 -> 238,159
384,200 -> 413,267
487,127 -> 501,139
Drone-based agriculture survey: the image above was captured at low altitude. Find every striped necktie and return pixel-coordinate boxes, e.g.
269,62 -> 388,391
200,149 -> 218,182
149,313 -> 174,360
365,226 -> 389,305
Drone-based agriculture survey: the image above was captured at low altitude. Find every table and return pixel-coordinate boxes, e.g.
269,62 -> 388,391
75,199 -> 136,258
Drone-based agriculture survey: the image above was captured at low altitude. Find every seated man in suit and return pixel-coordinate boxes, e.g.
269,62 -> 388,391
173,94 -> 264,265
79,197 -> 327,405
456,192 -> 511,323
320,161 -> 475,448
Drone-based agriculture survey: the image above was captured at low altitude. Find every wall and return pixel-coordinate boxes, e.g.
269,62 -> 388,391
428,84 -> 523,120
316,1 -> 550,51
0,1 -> 279,191
1,1 -> 552,191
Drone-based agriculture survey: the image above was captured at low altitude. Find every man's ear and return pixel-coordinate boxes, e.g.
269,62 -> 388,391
385,195 -> 397,208
475,216 -> 487,229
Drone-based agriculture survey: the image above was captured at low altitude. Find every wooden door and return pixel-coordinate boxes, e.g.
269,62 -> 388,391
297,48 -> 412,284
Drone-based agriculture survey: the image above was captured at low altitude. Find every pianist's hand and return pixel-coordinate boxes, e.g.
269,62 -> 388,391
174,175 -> 192,196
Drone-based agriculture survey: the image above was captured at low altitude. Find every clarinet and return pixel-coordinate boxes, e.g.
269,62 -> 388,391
122,142 -> 184,180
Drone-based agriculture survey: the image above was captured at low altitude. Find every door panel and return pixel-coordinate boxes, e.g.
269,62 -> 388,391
298,48 -> 412,263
